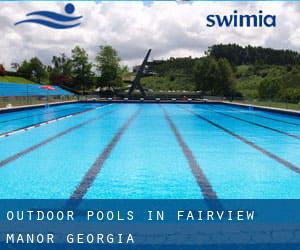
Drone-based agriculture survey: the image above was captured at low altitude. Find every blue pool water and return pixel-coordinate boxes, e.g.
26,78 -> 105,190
0,103 -> 103,136
0,103 -> 298,199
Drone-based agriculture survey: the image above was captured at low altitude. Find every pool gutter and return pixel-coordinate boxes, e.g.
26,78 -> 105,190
80,100 -> 300,116
0,99 -> 299,117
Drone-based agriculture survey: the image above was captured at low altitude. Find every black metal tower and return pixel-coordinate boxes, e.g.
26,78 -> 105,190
128,49 -> 152,98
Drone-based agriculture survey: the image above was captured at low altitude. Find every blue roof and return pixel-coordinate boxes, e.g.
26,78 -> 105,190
0,82 -> 74,97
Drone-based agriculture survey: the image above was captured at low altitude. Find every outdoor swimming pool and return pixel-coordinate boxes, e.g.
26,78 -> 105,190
0,103 -> 299,199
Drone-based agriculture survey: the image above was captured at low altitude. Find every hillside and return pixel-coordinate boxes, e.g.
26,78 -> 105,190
141,76 -> 195,91
141,45 -> 300,105
143,57 -> 197,91
0,76 -> 37,84
235,64 -> 300,102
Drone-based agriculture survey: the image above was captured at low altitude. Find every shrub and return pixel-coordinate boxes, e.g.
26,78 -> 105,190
258,78 -> 283,99
279,88 -> 300,103
169,75 -> 176,82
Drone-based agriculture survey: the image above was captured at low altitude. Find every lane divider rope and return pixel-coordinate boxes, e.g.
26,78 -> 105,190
0,106 -> 116,168
0,104 -> 112,139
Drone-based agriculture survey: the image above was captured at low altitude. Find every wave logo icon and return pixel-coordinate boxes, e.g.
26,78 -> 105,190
15,3 -> 82,29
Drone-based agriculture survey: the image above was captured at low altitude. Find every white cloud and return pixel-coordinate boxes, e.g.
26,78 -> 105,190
0,1 -> 300,70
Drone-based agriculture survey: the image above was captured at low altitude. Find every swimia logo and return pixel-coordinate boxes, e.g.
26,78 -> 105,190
206,10 -> 276,28
15,3 -> 82,29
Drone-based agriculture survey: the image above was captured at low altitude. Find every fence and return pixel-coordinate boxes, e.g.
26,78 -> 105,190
0,85 -> 299,112
0,82 -> 77,108
231,97 -> 300,111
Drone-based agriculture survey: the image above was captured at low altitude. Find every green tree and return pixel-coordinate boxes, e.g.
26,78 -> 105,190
258,78 -> 283,99
71,46 -> 94,91
95,45 -> 122,88
18,58 -> 47,83
18,60 -> 32,79
208,44 -> 300,66
194,57 -> 235,96
50,54 -> 73,85
193,57 -> 218,94
29,57 -> 47,83
215,58 -> 235,96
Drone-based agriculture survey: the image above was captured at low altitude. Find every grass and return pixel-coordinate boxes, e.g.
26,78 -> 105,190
141,75 -> 195,91
0,76 -> 37,84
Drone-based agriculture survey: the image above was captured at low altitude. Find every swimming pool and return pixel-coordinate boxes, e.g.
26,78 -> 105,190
0,103 -> 298,199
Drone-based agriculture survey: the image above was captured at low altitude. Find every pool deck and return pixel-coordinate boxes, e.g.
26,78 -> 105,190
0,99 -> 299,117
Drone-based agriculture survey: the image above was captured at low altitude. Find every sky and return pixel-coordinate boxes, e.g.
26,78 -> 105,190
0,1 -> 300,70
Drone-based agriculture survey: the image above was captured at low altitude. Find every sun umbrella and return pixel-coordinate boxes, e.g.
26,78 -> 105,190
40,85 -> 55,91
40,85 -> 56,106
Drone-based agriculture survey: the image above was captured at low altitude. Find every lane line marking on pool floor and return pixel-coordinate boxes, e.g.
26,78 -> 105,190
0,104 -> 112,139
251,113 -> 300,126
70,108 -> 141,200
0,109 -> 116,168
160,105 -> 218,200
213,105 -> 300,126
203,106 -> 300,140
180,106 -> 300,174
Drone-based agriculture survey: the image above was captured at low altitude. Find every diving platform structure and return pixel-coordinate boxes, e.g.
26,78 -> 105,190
128,49 -> 152,98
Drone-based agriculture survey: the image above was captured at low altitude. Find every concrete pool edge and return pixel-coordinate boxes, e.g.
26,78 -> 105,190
81,100 -> 300,117
0,99 -> 299,117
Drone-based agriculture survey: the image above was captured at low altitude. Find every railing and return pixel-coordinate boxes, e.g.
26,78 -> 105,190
230,97 -> 300,111
1,93 -> 299,112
